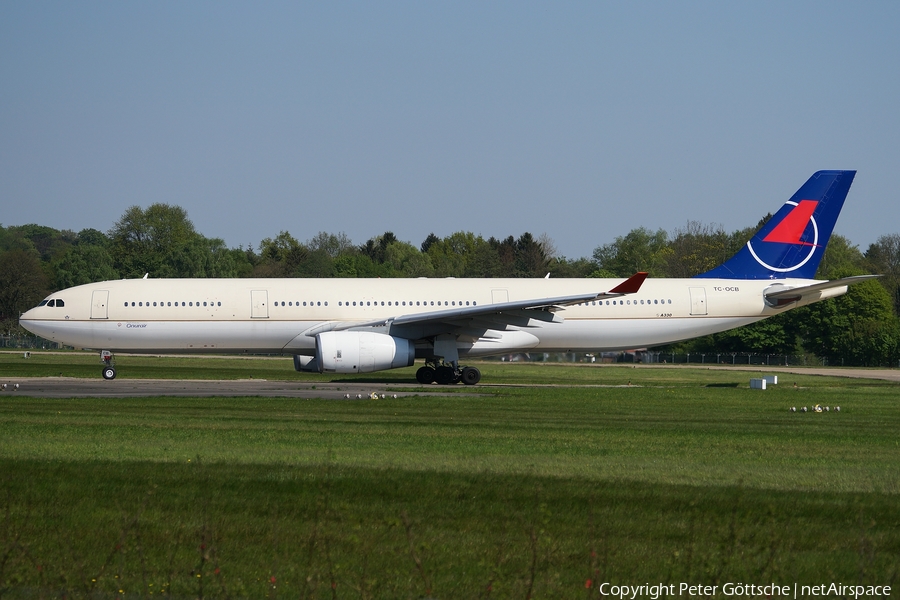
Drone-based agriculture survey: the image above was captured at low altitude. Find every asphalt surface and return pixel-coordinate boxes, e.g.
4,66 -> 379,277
0,364 -> 897,399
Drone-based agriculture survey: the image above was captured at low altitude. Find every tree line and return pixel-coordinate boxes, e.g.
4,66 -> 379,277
2,204 -> 899,366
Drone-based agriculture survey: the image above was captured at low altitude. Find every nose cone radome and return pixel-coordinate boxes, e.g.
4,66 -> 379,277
19,308 -> 48,337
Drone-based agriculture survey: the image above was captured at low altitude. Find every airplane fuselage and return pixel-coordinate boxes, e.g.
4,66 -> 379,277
19,276 -> 844,357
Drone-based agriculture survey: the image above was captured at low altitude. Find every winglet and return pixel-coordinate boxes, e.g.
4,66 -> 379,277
608,272 -> 648,294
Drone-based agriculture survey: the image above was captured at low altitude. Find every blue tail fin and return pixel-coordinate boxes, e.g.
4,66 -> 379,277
696,170 -> 856,280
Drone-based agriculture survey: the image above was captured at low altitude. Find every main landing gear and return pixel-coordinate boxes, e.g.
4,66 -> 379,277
100,350 -> 116,380
415,362 -> 481,386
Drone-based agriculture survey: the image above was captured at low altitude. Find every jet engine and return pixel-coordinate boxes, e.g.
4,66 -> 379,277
296,331 -> 415,374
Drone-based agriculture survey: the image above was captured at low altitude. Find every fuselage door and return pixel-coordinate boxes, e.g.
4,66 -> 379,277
251,290 -> 269,318
689,287 -> 707,316
90,290 -> 109,319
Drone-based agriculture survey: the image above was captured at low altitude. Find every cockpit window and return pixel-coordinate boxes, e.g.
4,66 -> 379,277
38,300 -> 48,307
47,300 -> 56,307
56,299 -> 64,307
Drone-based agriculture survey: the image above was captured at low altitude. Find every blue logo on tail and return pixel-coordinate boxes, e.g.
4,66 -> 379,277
697,171 -> 855,280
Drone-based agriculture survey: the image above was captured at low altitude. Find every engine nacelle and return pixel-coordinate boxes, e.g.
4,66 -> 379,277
293,354 -> 320,372
313,331 -> 416,374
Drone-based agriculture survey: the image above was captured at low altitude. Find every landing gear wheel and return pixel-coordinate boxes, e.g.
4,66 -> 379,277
102,366 -> 117,380
435,366 -> 457,385
461,366 -> 481,385
416,366 -> 435,384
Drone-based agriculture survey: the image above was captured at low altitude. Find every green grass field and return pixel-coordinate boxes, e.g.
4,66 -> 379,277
0,352 -> 898,598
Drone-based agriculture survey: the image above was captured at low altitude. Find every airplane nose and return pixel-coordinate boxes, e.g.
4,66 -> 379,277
19,312 -> 45,337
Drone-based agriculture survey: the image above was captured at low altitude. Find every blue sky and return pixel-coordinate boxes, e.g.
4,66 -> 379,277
2,1 -> 898,260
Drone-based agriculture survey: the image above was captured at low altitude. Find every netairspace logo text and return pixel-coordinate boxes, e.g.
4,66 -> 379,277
598,582 -> 892,599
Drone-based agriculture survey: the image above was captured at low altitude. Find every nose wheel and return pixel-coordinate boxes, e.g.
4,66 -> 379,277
100,351 -> 117,380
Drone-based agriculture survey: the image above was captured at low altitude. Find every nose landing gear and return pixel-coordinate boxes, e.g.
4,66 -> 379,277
100,351 -> 116,380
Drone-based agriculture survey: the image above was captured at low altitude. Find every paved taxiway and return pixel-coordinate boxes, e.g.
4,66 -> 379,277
0,364 -> 897,399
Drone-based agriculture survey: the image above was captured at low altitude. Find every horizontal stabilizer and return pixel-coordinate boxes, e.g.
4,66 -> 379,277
764,275 -> 879,306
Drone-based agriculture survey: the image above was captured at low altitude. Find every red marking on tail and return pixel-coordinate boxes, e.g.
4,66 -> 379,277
763,200 -> 818,245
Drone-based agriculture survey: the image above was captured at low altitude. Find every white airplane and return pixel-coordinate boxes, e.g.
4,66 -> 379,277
20,171 -> 875,385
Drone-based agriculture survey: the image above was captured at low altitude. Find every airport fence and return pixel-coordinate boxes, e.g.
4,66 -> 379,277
0,334 -> 68,350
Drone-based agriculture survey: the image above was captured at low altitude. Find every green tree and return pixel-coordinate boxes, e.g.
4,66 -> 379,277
664,221 -> 731,277
796,274 -> 897,366
547,256 -> 596,278
53,244 -> 119,289
815,234 -> 866,279
426,232 -> 477,278
515,232 -> 548,277
307,231 -> 354,258
592,227 -> 670,277
866,233 -> 900,316
385,241 -> 434,277
361,232 -> 398,264
170,236 -> 244,278
0,249 -> 49,321
420,233 -> 441,254
76,228 -> 110,247
463,236 -> 502,277
109,204 -> 198,277
256,231 -> 307,277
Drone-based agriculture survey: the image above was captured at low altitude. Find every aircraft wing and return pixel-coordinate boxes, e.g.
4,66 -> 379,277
305,272 -> 648,336
764,275 -> 880,306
